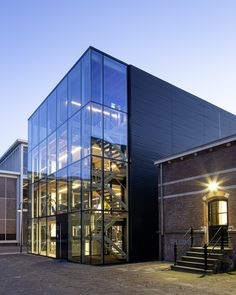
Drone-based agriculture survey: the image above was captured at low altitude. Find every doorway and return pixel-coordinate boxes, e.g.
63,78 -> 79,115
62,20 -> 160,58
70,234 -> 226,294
208,199 -> 228,245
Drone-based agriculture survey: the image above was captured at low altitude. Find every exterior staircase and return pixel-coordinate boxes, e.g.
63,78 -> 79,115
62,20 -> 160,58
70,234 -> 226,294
171,246 -> 233,274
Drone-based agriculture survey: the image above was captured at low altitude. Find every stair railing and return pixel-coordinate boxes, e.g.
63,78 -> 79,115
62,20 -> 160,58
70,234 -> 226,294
174,226 -> 194,265
203,226 -> 225,273
207,226 -> 223,247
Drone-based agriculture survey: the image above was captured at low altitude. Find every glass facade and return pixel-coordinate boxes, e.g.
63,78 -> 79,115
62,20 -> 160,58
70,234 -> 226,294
28,48 -> 128,264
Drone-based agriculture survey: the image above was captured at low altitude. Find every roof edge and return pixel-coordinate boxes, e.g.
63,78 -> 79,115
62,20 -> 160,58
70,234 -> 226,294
0,139 -> 28,163
154,134 -> 236,165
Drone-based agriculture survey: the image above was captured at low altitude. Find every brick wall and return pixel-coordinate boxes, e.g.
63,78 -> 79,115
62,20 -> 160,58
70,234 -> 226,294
160,140 -> 236,263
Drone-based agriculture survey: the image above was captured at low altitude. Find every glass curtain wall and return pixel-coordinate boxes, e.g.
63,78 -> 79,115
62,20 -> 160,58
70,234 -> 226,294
28,48 -> 128,264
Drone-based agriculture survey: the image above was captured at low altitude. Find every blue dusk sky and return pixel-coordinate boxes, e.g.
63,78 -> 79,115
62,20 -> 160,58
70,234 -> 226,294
0,0 -> 236,156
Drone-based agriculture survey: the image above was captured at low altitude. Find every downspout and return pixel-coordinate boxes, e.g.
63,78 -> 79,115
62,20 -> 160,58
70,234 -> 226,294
159,163 -> 164,260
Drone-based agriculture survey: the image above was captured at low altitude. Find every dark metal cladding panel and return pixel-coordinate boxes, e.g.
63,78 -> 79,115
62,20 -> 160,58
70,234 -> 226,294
128,65 -> 236,262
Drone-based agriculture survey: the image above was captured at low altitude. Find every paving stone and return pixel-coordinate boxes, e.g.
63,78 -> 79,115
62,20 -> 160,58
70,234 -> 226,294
0,253 -> 235,294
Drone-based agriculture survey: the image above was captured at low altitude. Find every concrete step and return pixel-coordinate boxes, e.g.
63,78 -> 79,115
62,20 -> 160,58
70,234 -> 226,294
182,255 -> 218,264
186,251 -> 224,259
190,247 -> 232,253
171,265 -> 213,274
176,260 -> 214,270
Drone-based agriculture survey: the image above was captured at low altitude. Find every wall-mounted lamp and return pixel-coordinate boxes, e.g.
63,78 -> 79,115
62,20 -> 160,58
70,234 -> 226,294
208,181 -> 219,192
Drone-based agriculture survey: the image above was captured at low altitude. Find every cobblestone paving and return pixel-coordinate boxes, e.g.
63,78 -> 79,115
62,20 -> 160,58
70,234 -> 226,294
1,254 -> 236,295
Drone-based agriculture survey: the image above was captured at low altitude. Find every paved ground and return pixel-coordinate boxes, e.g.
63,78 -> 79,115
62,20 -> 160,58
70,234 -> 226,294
1,254 -> 236,295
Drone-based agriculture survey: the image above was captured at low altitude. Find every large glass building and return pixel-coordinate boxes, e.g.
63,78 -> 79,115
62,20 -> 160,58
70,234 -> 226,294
28,48 -> 128,264
28,47 -> 236,264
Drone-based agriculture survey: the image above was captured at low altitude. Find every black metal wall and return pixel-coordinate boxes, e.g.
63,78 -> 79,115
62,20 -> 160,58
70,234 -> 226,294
128,65 -> 236,262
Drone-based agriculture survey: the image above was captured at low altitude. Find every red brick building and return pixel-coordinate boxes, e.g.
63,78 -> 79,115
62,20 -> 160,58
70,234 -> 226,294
155,134 -> 236,272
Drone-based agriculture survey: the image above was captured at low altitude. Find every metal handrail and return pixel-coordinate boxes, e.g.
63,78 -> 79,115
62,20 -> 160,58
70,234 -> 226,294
209,235 -> 222,254
183,227 -> 192,238
174,227 -> 194,265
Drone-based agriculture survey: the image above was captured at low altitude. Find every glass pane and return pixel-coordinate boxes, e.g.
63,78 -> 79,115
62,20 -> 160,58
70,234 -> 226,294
92,157 -> 102,210
47,132 -> 57,175
57,168 -> 68,214
57,78 -> 68,126
32,147 -> 39,183
68,111 -> 81,164
82,105 -> 91,158
82,211 -> 90,264
47,174 -> 56,216
82,157 -> 91,209
82,51 -> 91,106
104,107 -> 127,161
39,101 -> 47,142
32,183 -> 38,218
47,217 -> 56,257
28,151 -> 32,182
28,184 -> 32,219
39,219 -> 47,256
57,123 -> 68,170
91,51 -> 102,103
104,211 -> 128,264
68,212 -> 81,262
91,103 -> 103,156
28,221 -> 32,252
47,91 -> 57,135
104,159 -> 128,211
39,140 -> 47,180
219,201 -> 227,214
31,220 -> 38,254
39,180 -> 47,217
82,211 -> 103,265
68,62 -> 82,117
68,161 -> 81,212
104,57 -> 127,112
31,111 -> 39,149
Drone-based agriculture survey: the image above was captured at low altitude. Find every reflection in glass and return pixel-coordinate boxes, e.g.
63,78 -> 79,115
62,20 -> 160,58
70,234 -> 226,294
28,151 -> 32,182
31,220 -> 38,254
32,147 -> 39,183
104,56 -> 127,112
104,107 -> 127,161
47,91 -> 57,135
82,157 -> 91,209
32,183 -> 38,218
57,123 -> 68,170
82,51 -> 91,106
48,132 -> 56,175
31,111 -> 39,149
57,78 -> 68,126
47,217 -> 56,258
82,105 -> 91,158
91,103 -> 103,156
68,62 -> 82,117
91,51 -> 102,103
39,219 -> 47,256
68,161 -> 81,212
47,175 -> 56,216
39,180 -> 47,217
68,111 -> 81,164
57,168 -> 68,214
39,101 -> 47,142
68,212 -> 81,262
39,140 -> 47,179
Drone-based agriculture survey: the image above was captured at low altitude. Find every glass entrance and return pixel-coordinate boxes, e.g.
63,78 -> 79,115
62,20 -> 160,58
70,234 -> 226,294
208,200 -> 228,245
